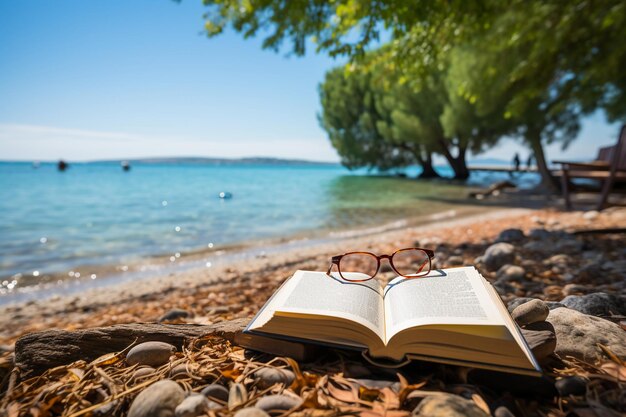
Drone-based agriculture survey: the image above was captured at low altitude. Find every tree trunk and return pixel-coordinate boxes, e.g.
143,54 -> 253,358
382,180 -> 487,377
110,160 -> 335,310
449,148 -> 470,180
527,134 -> 559,191
437,138 -> 469,180
416,152 -> 441,179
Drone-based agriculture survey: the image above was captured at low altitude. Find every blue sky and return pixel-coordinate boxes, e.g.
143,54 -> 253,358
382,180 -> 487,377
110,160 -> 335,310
0,0 -> 621,163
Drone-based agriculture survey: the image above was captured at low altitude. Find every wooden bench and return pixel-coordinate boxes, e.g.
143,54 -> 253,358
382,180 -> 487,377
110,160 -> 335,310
554,125 -> 626,210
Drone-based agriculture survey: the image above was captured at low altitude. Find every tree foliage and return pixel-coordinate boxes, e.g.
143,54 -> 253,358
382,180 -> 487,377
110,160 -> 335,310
202,0 -> 626,186
319,51 -> 505,179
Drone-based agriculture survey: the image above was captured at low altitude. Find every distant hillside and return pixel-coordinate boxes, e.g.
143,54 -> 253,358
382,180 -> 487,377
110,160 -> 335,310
97,157 -> 339,166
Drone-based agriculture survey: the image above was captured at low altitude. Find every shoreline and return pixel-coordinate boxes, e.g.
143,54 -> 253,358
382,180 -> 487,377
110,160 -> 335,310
0,206 -> 533,342
0,203 -> 495,305
4,201 -> 622,345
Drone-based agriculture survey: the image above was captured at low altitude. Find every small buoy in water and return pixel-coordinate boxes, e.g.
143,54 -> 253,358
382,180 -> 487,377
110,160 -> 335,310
218,191 -> 233,199
121,161 -> 131,171
58,160 -> 69,171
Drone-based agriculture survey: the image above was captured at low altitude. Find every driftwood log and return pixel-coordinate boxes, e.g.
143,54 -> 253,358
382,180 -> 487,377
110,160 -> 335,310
13,319 -> 552,378
14,319 -> 247,377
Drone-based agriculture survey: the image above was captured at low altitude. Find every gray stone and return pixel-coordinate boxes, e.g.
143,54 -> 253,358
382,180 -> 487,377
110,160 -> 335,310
255,394 -> 303,412
175,394 -> 215,417
522,241 -> 551,253
412,393 -> 489,417
555,239 -> 583,253
605,259 -> 626,274
562,284 -> 590,296
253,367 -> 295,389
127,341 -> 176,367
201,384 -> 229,402
128,379 -> 185,417
511,299 -> 549,326
170,364 -> 192,379
496,265 -> 525,282
507,297 -> 534,313
575,263 -> 606,283
158,309 -> 190,323
546,302 -> 566,310
548,307 -> 626,361
234,408 -> 270,417
483,243 -> 515,272
129,367 -> 156,384
493,281 -> 515,296
522,322 -> 557,361
561,292 -> 626,316
496,228 -> 525,243
528,228 -> 552,239
555,376 -> 587,396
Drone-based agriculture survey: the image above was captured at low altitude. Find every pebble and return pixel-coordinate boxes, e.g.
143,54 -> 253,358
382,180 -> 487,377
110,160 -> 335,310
201,384 -> 229,402
175,394 -> 215,417
228,383 -> 248,409
545,254 -> 570,269
562,284 -> 590,296
494,406 -> 516,417
582,210 -> 599,220
255,394 -> 303,412
169,364 -> 192,379
507,297 -> 533,313
555,376 -> 587,396
548,307 -> 626,361
158,309 -> 190,323
412,393 -> 489,417
446,255 -> 464,266
528,228 -> 551,239
561,292 -> 626,316
493,281 -> 515,296
512,299 -> 549,326
128,379 -> 185,417
575,263 -> 606,283
127,341 -> 177,367
253,367 -> 295,389
129,367 -> 156,384
234,408 -> 270,417
522,241 -> 551,253
482,243 -> 515,272
496,265 -> 525,282
555,238 -> 584,253
496,228 -> 525,242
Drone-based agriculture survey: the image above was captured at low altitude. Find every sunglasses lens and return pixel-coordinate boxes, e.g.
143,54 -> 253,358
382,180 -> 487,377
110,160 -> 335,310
339,253 -> 378,281
392,249 -> 430,277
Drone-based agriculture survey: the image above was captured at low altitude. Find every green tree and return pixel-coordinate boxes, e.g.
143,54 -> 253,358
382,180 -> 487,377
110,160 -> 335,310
202,0 -> 626,187
319,65 -> 418,174
320,51 -> 505,179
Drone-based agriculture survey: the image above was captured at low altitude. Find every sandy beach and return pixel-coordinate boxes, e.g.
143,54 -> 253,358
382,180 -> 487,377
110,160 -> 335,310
2,203 -> 626,416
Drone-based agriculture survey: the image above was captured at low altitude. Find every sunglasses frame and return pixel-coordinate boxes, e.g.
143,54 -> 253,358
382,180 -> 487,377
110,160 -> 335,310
327,247 -> 435,282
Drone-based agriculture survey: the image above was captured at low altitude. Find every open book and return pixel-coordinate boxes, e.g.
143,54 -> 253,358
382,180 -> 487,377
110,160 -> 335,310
245,267 -> 541,376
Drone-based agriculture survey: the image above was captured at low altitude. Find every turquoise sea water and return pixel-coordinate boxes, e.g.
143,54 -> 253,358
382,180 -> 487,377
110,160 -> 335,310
0,161 -> 538,296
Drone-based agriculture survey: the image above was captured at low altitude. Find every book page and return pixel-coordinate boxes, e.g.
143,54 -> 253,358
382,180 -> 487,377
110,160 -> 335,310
274,271 -> 385,337
383,267 -> 504,341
